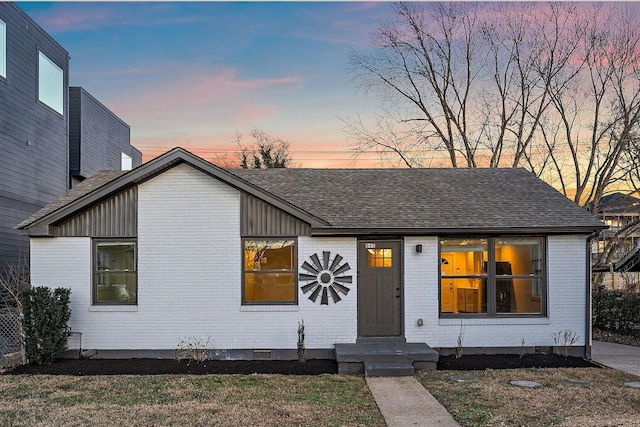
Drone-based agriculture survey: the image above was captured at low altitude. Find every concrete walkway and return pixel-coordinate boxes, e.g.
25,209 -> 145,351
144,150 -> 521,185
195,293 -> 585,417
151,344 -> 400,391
591,340 -> 640,377
366,376 -> 460,427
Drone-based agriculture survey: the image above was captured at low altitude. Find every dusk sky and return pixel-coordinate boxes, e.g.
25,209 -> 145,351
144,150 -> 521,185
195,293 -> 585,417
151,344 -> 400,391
17,1 -> 395,167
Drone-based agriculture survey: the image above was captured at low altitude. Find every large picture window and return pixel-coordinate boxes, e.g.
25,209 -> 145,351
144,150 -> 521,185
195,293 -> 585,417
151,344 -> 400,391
243,239 -> 296,304
440,237 -> 544,316
94,240 -> 137,305
38,51 -> 63,114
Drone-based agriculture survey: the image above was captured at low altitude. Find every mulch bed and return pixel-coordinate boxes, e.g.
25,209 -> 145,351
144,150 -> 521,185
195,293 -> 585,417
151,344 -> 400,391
3,353 -> 600,376
438,353 -> 600,371
5,358 -> 339,376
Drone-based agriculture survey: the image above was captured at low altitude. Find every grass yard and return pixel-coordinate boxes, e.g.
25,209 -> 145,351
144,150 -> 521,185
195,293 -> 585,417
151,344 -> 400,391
0,374 -> 384,426
418,367 -> 640,427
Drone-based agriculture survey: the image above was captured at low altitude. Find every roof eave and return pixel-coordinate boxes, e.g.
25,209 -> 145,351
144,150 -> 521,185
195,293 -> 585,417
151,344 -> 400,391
310,225 -> 608,237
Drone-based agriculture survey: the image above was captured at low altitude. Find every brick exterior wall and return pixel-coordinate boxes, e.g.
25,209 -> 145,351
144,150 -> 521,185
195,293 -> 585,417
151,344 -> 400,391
404,235 -> 588,349
31,165 -> 360,353
29,164 -> 591,356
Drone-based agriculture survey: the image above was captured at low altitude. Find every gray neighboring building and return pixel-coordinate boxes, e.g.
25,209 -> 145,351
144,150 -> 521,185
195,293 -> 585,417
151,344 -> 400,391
0,3 -> 141,268
69,87 -> 142,187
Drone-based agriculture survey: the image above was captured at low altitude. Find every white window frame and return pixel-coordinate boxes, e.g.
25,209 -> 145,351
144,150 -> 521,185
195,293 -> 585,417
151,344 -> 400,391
121,152 -> 133,171
0,19 -> 6,78
38,51 -> 63,114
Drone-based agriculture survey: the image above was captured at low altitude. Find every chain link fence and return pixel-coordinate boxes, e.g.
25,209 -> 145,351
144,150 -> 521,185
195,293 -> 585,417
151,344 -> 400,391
0,309 -> 22,360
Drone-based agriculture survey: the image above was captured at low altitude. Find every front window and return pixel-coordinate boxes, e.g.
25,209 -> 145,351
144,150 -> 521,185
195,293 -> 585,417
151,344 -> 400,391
243,239 -> 296,304
94,240 -> 137,304
38,52 -> 64,114
440,237 -> 544,316
0,19 -> 6,78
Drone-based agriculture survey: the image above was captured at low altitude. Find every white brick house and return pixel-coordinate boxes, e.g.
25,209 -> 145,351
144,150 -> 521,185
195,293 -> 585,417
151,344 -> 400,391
17,148 -> 606,361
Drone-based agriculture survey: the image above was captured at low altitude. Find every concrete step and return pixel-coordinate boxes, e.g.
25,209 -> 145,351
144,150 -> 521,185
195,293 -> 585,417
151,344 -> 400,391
365,361 -> 415,377
335,342 -> 439,376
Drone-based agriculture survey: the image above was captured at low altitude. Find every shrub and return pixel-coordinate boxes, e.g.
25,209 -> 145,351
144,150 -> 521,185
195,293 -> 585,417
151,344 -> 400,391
21,286 -> 71,365
592,285 -> 640,336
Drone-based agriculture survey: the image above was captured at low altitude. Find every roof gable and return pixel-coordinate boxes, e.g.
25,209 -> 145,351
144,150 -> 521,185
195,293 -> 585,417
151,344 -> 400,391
231,167 -> 606,234
18,147 -> 606,237
17,148 -> 327,236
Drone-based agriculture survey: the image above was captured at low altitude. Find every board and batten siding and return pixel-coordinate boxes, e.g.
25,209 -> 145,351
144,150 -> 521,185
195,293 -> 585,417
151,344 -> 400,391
51,187 -> 137,237
0,3 -> 69,266
240,193 -> 311,236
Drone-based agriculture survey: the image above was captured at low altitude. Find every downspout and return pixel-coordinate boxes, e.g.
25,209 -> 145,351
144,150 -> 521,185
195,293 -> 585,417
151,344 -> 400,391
585,231 -> 599,360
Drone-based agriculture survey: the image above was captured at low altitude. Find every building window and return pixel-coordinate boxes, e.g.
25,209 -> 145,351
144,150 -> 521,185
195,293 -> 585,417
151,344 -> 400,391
38,52 -> 63,114
0,19 -> 6,78
121,152 -> 132,171
94,240 -> 137,305
243,239 -> 296,304
440,237 -> 544,316
367,248 -> 392,268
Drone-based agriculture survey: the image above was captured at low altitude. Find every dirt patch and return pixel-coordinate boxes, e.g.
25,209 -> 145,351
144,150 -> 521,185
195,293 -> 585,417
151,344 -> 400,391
5,358 -> 338,376
438,353 -> 599,370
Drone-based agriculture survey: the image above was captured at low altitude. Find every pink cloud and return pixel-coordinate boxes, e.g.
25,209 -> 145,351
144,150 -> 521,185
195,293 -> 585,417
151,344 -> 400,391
38,8 -> 114,32
31,4 -> 207,33
104,64 -> 303,131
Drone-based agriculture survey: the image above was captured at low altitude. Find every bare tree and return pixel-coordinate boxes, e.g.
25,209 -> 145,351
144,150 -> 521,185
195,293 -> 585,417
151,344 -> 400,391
0,260 -> 30,311
350,3 -> 640,286
538,4 -> 640,209
216,128 -> 292,169
347,2 -> 583,169
347,2 -> 640,207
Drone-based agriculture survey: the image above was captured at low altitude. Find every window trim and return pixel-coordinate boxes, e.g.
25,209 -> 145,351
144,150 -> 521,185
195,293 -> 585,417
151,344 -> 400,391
0,19 -> 6,79
121,152 -> 133,171
438,236 -> 547,318
241,237 -> 298,306
37,51 -> 64,115
93,238 -> 138,306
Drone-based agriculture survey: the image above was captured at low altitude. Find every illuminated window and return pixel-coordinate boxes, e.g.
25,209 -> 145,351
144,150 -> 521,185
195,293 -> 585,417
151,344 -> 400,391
367,248 -> 392,267
243,239 -> 296,304
440,237 -> 545,316
0,19 -> 6,78
38,52 -> 64,114
94,240 -> 137,305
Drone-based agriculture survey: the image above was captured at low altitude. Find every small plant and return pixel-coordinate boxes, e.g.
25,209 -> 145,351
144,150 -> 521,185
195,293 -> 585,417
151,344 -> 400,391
297,319 -> 306,363
519,337 -> 526,359
21,286 -> 71,366
176,336 -> 210,365
551,329 -> 579,357
455,321 -> 465,359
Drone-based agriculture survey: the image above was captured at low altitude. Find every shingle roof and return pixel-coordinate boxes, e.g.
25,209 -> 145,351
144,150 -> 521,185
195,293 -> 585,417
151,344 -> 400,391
230,167 -> 605,232
598,192 -> 640,214
16,170 -> 127,229
16,148 -> 605,235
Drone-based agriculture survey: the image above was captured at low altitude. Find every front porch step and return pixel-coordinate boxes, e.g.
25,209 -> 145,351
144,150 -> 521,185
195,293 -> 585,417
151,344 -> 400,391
335,342 -> 439,376
365,361 -> 415,377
